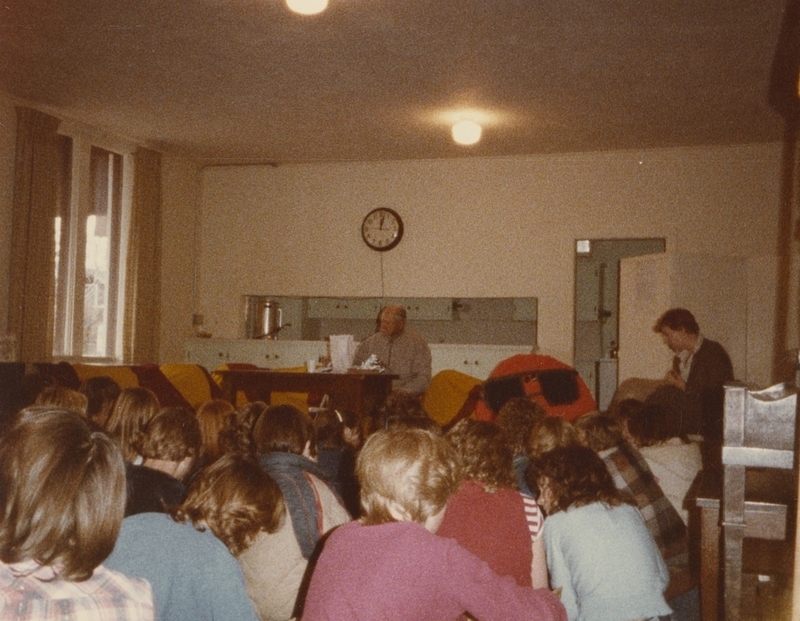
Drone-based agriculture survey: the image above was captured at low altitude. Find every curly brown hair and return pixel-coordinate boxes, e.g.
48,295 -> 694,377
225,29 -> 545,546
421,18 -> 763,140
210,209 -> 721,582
495,397 -> 547,454
174,454 -> 284,556
445,419 -> 516,491
532,445 -> 627,515
134,407 -> 202,462
218,401 -> 267,457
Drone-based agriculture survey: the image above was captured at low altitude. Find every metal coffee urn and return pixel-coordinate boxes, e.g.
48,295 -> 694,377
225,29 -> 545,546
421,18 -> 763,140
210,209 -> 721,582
244,296 -> 286,339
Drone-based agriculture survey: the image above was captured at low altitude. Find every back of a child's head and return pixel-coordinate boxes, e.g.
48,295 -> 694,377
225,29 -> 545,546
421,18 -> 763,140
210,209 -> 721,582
0,407 -> 126,581
495,397 -> 547,454
35,385 -> 89,414
105,387 -> 160,461
253,404 -> 317,457
174,453 -> 284,556
135,407 -> 202,462
196,399 -> 235,462
79,375 -> 121,423
527,415 -> 579,459
574,411 -> 624,452
621,401 -> 684,447
445,419 -> 515,491
379,393 -> 440,434
218,401 -> 266,457
531,444 -> 624,514
357,428 -> 462,526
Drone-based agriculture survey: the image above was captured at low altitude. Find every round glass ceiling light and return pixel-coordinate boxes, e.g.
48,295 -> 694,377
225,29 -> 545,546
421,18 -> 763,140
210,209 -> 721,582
286,0 -> 328,15
452,120 -> 482,146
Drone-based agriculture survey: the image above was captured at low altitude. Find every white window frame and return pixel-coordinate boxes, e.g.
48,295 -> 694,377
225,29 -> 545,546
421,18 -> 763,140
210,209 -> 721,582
54,122 -> 136,362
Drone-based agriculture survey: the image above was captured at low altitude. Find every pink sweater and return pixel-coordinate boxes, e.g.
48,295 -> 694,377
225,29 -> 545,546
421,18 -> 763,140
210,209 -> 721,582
302,520 -> 566,621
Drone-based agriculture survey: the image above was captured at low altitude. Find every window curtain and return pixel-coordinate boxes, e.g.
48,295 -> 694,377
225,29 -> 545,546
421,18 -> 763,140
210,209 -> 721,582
8,107 -> 60,363
123,147 -> 162,364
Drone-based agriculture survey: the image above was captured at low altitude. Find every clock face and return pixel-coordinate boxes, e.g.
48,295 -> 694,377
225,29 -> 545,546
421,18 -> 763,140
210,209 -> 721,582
361,208 -> 404,251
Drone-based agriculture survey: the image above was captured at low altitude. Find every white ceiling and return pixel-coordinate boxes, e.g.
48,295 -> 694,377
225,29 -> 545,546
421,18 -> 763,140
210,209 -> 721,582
0,0 -> 792,164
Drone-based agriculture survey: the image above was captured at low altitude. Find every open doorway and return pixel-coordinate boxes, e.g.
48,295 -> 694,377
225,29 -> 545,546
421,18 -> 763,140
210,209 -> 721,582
574,238 -> 666,410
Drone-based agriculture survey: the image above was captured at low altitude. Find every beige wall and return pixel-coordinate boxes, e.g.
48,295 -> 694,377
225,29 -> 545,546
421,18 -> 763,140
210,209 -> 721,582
159,156 -> 202,362
195,143 -> 783,371
0,93 -> 16,334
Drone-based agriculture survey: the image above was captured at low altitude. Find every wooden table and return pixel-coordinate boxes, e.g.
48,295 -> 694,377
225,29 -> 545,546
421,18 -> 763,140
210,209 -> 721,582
695,469 -> 794,621
216,368 -> 398,418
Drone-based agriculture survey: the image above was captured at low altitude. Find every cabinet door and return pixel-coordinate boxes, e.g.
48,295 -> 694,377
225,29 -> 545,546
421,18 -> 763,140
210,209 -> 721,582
184,339 -> 231,369
307,297 -> 380,319
384,297 -> 453,321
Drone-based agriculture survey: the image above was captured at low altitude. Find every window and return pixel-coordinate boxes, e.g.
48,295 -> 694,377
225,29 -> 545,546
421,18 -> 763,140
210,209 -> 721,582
53,132 -> 131,360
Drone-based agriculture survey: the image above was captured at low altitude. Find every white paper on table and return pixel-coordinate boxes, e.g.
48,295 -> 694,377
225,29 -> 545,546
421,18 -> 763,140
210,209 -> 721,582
329,334 -> 357,372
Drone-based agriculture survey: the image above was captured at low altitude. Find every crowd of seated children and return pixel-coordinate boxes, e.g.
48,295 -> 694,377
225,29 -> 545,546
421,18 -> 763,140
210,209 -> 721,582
313,408 -> 362,517
105,386 -> 161,462
531,444 -> 671,621
8,375 -> 698,621
0,407 -> 155,620
79,375 -> 122,427
495,396 -> 547,496
125,407 -> 202,516
437,419 -> 549,589
302,427 -> 567,621
195,398 -> 235,467
617,399 -> 702,526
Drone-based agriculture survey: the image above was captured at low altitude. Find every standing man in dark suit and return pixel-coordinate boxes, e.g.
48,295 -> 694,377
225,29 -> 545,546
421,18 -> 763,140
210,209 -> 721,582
652,308 -> 734,463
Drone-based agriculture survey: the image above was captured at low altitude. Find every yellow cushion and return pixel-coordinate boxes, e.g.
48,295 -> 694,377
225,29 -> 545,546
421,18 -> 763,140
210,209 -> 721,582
72,363 -> 139,390
160,363 -> 213,411
424,369 -> 482,426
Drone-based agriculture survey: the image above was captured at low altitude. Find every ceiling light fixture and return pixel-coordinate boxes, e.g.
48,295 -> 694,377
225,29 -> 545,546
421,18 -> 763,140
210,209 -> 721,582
452,120 -> 482,146
286,0 -> 328,15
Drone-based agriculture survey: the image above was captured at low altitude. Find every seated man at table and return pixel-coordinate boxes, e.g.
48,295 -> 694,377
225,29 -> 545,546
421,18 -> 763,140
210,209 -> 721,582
352,304 -> 432,396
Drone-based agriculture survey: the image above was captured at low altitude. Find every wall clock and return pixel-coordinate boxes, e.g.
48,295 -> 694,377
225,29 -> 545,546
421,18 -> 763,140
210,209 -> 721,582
361,207 -> 404,251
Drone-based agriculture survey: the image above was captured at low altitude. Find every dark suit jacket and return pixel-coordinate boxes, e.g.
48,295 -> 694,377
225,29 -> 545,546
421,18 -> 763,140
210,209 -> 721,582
685,337 -> 734,443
